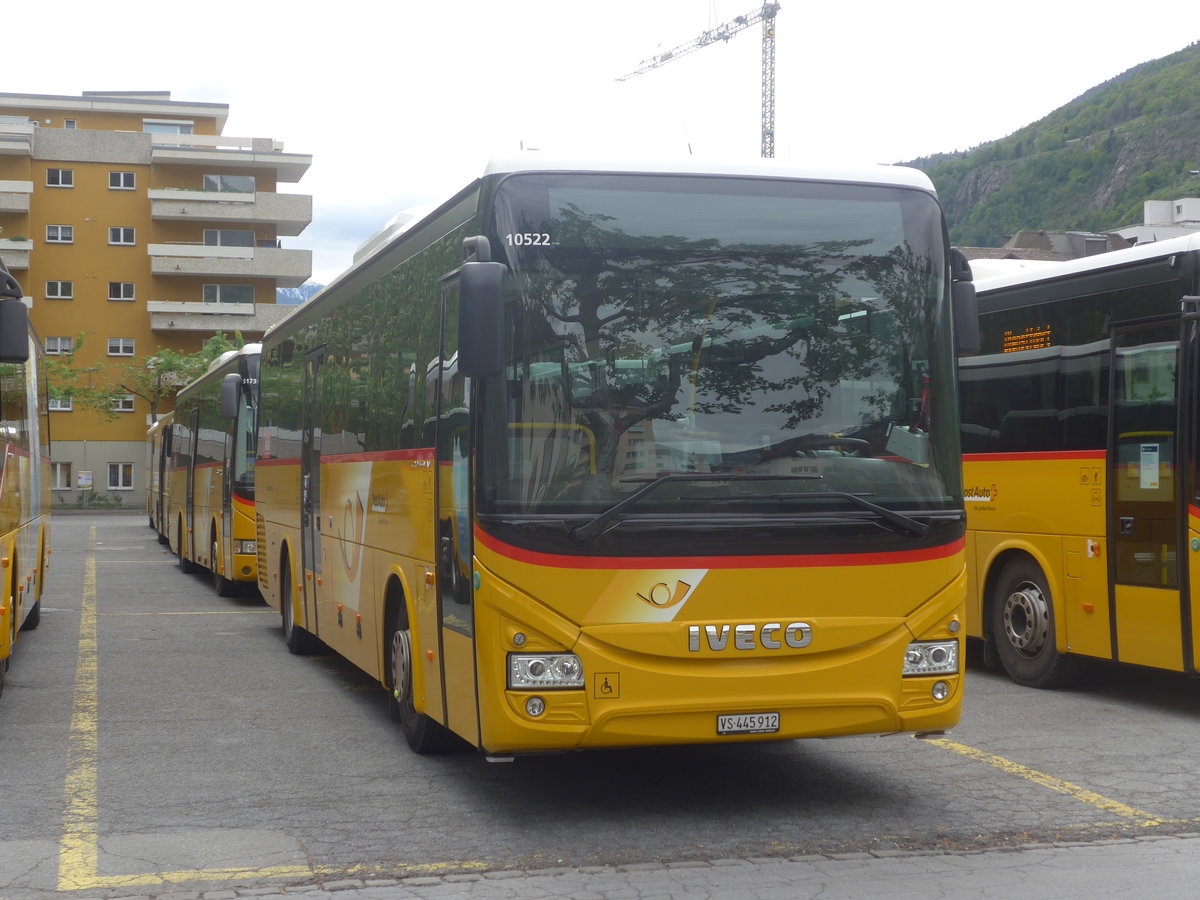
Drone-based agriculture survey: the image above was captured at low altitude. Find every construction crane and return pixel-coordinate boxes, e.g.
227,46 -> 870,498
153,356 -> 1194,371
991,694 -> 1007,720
617,3 -> 780,158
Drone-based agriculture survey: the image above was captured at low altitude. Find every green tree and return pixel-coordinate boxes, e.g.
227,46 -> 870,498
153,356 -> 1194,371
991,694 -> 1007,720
48,332 -> 241,421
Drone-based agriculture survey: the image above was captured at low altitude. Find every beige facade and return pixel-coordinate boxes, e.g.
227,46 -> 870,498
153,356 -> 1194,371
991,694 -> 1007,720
0,91 -> 311,508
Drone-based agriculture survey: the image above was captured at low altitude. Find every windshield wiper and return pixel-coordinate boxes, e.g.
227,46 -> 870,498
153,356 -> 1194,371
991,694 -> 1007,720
760,491 -> 929,538
568,473 -> 820,543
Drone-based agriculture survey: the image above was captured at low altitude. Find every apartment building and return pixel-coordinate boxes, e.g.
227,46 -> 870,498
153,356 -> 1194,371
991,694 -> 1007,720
0,90 -> 311,508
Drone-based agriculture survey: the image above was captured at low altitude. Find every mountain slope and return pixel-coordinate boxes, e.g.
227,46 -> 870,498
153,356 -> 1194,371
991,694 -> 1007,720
909,42 -> 1200,246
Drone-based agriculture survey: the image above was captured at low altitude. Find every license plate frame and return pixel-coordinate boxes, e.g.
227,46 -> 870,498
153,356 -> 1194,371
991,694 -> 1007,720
716,712 -> 780,735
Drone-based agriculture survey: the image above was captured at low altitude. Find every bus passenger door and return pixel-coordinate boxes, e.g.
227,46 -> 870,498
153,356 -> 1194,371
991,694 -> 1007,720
435,307 -> 480,745
184,407 -> 200,558
1110,321 -> 1183,670
300,347 -> 325,636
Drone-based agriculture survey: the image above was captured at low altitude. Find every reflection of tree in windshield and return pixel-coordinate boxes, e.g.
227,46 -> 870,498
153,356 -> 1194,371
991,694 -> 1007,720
487,182 -> 954,515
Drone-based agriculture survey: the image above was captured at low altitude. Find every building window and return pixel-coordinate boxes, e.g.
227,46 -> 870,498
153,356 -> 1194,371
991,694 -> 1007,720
108,227 -> 136,246
51,461 -> 72,489
46,336 -> 73,355
110,395 -> 135,413
45,281 -> 73,300
109,171 -> 136,190
142,119 -> 193,134
107,338 -> 135,357
108,282 -> 135,302
46,225 -> 73,243
203,174 -> 255,193
49,396 -> 73,411
64,119 -> 76,129
202,284 -> 254,304
107,462 -> 134,489
47,168 -> 74,188
203,229 -> 256,248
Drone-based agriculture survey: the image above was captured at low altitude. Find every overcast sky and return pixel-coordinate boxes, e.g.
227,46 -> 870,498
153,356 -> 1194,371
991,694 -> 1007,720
8,1 -> 1198,284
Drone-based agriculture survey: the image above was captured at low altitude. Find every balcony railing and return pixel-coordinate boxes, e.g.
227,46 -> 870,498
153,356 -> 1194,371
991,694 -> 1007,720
0,238 -> 32,270
0,180 -> 33,212
149,134 -> 311,182
147,243 -> 311,287
148,190 -> 311,236
147,300 -> 297,333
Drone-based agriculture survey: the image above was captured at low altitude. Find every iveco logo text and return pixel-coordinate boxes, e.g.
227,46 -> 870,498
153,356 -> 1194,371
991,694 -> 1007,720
688,622 -> 812,652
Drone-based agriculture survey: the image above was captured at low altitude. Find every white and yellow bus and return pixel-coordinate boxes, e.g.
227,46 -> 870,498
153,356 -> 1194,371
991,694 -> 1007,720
961,233 -> 1200,686
253,158 -> 977,757
166,343 -> 261,597
0,260 -> 51,699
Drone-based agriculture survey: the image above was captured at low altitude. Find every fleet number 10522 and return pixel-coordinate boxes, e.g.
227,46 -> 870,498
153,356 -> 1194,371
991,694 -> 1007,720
505,232 -> 551,246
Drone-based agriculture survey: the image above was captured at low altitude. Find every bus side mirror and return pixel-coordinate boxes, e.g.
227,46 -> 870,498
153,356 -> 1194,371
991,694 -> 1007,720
458,261 -> 506,378
951,249 -> 979,356
220,373 -> 241,419
0,299 -> 30,363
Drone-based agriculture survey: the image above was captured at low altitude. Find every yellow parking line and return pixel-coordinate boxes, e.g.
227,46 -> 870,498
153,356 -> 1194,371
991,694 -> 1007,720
57,527 -> 99,891
926,737 -> 1166,827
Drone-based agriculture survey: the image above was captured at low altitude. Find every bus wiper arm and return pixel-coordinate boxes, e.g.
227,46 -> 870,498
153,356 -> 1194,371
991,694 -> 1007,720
569,473 -> 821,543
767,491 -> 929,538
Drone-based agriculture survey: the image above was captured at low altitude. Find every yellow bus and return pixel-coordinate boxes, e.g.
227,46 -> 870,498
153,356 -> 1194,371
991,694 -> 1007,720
167,343 -> 260,597
960,233 -> 1200,686
0,260 -> 51,699
146,410 -> 173,542
253,158 -> 977,757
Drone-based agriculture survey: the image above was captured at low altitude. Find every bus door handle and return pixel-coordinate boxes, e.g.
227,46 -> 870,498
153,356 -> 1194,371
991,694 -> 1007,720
1119,516 -> 1136,536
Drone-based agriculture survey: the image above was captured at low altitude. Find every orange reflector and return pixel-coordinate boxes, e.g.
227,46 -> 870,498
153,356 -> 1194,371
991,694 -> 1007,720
426,650 -> 435,661
1082,603 -> 1095,613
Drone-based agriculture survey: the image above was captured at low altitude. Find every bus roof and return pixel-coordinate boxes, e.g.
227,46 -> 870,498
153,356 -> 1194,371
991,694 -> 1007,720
973,232 -> 1200,294
482,156 -> 937,193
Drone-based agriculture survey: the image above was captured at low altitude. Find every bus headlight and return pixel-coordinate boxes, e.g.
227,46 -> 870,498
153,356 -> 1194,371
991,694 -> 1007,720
233,540 -> 257,555
903,640 -> 959,676
508,653 -> 584,689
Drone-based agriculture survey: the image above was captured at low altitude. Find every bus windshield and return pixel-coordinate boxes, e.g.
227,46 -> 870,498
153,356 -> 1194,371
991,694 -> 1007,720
481,173 -> 960,523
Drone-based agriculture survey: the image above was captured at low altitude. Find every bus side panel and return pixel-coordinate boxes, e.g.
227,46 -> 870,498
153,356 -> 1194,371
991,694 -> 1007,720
1115,585 -> 1184,671
1190,509 -> 1200,674
964,453 -> 1110,658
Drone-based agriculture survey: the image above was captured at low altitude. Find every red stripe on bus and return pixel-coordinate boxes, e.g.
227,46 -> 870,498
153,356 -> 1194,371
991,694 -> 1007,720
963,450 -> 1106,462
256,448 -> 435,467
474,526 -> 963,570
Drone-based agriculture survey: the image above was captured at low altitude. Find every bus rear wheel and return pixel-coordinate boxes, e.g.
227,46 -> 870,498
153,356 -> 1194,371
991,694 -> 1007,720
990,557 -> 1080,688
388,615 -> 453,754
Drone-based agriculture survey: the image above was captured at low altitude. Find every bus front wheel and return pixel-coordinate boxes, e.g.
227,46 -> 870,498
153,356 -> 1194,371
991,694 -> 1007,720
990,557 -> 1080,688
387,614 -> 452,754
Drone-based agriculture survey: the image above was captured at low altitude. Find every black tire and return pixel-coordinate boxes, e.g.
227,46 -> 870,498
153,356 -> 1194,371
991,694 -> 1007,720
990,557 -> 1081,688
177,521 -> 197,574
20,601 -> 40,631
212,536 -> 235,597
387,607 -> 454,754
280,561 -> 318,654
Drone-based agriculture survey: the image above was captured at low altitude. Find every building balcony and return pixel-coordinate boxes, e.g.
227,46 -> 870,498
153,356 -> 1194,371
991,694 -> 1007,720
148,189 -> 311,237
0,120 -> 34,156
149,134 -> 311,183
0,238 -> 31,270
0,180 -> 33,212
147,243 -> 311,288
147,300 -> 297,334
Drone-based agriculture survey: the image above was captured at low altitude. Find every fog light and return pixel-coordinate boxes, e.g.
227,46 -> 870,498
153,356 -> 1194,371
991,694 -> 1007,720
525,696 -> 545,717
931,681 -> 950,701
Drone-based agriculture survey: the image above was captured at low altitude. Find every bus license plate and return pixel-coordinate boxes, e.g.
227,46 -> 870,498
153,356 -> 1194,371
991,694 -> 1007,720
717,712 -> 780,735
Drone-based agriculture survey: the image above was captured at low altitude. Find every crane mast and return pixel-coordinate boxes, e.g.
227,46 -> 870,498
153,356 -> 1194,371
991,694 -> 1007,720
618,3 -> 780,158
